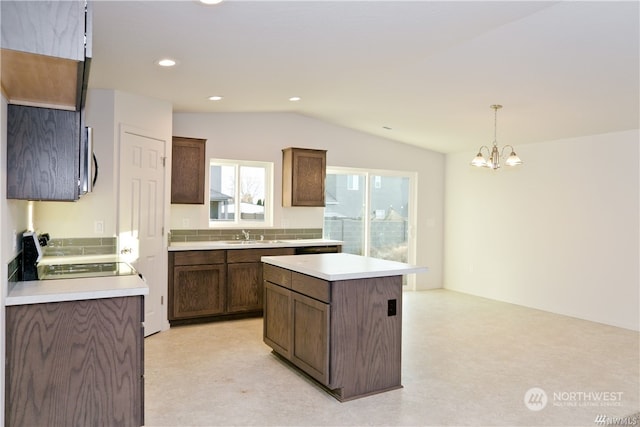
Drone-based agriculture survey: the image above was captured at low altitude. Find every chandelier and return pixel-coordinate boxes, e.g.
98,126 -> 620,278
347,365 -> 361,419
470,104 -> 522,170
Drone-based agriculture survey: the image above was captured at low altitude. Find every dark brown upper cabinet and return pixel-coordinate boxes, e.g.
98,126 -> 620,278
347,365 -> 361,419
171,136 -> 206,204
1,0 -> 92,111
282,147 -> 326,207
7,104 -> 83,201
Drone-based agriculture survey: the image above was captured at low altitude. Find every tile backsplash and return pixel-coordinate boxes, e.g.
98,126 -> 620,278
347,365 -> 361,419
170,228 -> 323,243
30,230 -> 323,255
43,237 -> 117,257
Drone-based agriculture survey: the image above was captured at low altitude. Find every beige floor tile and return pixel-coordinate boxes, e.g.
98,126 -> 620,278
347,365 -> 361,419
144,289 -> 639,426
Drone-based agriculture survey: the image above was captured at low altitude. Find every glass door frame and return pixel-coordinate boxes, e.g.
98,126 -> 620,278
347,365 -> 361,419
324,166 -> 418,290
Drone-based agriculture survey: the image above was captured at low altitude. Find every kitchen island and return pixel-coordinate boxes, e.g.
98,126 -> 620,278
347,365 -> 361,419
261,252 -> 427,401
5,270 -> 147,427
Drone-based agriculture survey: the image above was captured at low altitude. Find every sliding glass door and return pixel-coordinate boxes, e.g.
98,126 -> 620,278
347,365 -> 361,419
368,174 -> 410,263
324,167 -> 414,266
324,171 -> 366,255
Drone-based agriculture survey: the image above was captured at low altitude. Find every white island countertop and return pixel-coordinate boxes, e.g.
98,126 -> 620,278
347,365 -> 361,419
261,253 -> 427,281
6,273 -> 148,306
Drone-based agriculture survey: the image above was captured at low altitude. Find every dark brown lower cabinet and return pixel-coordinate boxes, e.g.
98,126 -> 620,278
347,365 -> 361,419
169,250 -> 226,321
5,296 -> 144,427
168,247 -> 295,324
172,263 -> 227,318
227,262 -> 263,312
263,263 -> 403,401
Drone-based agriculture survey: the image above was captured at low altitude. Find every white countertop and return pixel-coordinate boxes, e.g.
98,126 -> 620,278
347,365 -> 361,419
261,253 -> 428,281
169,238 -> 343,251
6,274 -> 148,306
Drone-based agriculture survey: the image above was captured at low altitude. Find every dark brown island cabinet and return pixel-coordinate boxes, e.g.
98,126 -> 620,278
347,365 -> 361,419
262,253 -> 426,401
5,296 -> 144,427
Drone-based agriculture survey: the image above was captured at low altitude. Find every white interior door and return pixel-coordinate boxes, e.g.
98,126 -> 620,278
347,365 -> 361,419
118,127 -> 166,336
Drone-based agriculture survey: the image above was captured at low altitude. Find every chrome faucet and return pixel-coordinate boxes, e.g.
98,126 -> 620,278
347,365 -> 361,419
242,230 -> 250,240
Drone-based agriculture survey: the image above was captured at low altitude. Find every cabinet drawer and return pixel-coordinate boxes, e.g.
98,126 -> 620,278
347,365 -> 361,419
292,272 -> 330,303
263,264 -> 292,288
227,247 -> 295,263
173,250 -> 225,266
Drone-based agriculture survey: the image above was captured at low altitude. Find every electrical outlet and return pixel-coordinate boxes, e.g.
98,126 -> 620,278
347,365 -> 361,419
387,299 -> 397,317
94,220 -> 104,234
182,218 -> 190,227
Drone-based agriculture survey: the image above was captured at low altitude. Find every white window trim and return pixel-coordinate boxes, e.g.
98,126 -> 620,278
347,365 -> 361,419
209,158 -> 274,228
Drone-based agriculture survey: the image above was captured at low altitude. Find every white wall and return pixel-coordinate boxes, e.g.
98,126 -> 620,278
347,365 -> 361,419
444,130 -> 640,330
31,89 -> 173,333
33,89 -> 173,238
33,90 -> 117,237
172,112 -> 445,290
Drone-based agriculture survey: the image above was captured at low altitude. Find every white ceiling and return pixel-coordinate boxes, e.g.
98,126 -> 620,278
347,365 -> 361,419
89,1 -> 639,154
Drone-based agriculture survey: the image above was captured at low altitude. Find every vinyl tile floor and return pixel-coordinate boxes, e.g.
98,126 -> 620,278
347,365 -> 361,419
143,289 -> 639,426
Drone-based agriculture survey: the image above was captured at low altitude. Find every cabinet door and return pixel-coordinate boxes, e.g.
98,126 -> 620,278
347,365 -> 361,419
5,296 -> 143,427
172,264 -> 226,319
171,136 -> 206,204
263,281 -> 293,358
282,147 -> 326,207
7,104 -> 80,200
291,292 -> 330,385
1,1 -> 90,110
227,262 -> 263,313
1,1 -> 86,60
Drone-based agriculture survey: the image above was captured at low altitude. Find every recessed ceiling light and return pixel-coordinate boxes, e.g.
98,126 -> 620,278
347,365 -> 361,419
200,0 -> 223,4
157,58 -> 177,67
289,96 -> 301,102
208,96 -> 223,101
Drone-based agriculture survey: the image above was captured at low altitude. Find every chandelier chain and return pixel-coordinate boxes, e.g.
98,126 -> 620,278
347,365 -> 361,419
491,104 -> 502,147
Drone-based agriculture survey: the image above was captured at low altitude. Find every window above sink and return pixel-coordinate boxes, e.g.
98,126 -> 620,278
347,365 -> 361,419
209,159 -> 274,228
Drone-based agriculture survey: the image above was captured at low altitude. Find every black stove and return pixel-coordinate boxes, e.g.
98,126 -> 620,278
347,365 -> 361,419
37,261 -> 138,280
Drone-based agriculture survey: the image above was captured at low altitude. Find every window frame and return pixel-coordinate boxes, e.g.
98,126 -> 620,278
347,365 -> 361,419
208,158 -> 274,228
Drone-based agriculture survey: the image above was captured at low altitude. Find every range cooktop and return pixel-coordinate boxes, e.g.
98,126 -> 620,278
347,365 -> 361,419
37,261 -> 138,280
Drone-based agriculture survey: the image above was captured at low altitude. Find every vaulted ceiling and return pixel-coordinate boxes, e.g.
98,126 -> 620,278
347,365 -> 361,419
89,1 -> 639,154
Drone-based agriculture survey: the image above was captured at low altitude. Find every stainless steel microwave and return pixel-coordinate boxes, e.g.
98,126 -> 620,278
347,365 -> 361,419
80,126 -> 96,196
